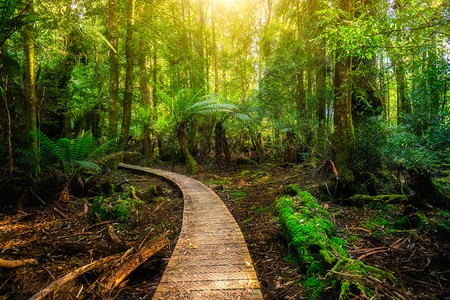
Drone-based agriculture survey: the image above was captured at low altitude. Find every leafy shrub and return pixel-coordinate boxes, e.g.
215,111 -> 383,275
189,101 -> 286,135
354,117 -> 387,172
382,126 -> 437,170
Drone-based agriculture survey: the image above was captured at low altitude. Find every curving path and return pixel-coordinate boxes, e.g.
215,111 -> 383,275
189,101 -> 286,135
119,163 -> 263,299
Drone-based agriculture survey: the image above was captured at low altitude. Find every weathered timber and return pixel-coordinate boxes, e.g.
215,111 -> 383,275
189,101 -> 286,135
119,163 -> 263,299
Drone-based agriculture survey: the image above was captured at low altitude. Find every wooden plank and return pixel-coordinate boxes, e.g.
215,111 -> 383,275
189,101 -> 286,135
118,163 -> 263,299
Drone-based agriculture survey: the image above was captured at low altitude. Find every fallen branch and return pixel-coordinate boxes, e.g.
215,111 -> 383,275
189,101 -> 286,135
53,207 -> 68,219
100,231 -> 169,291
0,258 -> 38,268
28,255 -> 116,300
106,224 -> 126,246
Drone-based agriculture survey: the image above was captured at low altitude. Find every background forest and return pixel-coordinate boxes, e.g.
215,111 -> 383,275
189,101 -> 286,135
0,0 -> 449,299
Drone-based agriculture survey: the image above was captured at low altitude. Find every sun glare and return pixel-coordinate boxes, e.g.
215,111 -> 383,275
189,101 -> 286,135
218,0 -> 235,6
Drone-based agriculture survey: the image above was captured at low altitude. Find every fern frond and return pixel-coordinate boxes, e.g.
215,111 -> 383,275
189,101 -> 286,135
95,151 -> 135,168
74,160 -> 101,172
87,136 -> 119,160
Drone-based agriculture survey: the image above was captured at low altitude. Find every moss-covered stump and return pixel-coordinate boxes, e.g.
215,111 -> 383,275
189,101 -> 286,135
275,191 -> 400,299
407,166 -> 450,209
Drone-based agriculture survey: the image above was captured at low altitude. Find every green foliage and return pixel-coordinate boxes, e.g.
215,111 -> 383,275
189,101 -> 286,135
90,186 -> 144,221
34,130 -> 118,178
354,117 -> 387,172
382,126 -> 438,170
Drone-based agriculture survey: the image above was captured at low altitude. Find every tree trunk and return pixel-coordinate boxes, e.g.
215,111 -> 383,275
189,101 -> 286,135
334,52 -> 355,182
211,1 -> 219,94
214,122 -> 231,169
394,55 -> 409,124
21,4 -> 38,173
121,0 -> 135,150
316,47 -> 327,153
284,130 -> 297,163
108,0 -> 119,139
177,123 -> 199,174
138,32 -> 153,157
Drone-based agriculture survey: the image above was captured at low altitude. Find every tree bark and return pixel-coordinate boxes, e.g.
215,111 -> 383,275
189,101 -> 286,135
177,123 -> 199,174
214,122 -> 231,169
121,0 -> 135,150
334,53 -> 355,182
21,4 -> 38,173
108,0 -> 119,139
316,47 -> 327,152
394,55 -> 409,124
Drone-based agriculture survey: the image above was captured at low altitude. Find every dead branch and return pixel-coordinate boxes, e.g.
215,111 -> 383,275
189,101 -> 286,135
106,224 -> 125,246
0,258 -> 38,268
100,231 -> 169,291
28,255 -> 116,300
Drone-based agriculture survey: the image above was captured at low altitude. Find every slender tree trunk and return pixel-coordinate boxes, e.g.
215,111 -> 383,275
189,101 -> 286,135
90,0 -> 102,140
138,28 -> 153,157
22,4 -> 38,173
394,56 -> 409,124
177,123 -> 199,174
316,47 -> 327,152
211,1 -> 219,94
121,0 -> 135,150
108,0 -> 119,138
214,122 -> 231,169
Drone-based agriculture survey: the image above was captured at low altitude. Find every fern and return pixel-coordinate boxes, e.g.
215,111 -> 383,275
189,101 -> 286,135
33,130 -> 118,178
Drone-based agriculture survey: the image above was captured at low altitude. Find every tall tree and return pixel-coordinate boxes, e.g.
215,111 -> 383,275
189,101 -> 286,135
108,0 -> 119,138
333,0 -> 355,182
21,3 -> 38,168
121,0 -> 135,149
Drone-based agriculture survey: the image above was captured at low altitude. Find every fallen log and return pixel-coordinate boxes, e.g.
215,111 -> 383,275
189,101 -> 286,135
28,255 -> 116,300
101,231 -> 169,291
0,258 -> 38,268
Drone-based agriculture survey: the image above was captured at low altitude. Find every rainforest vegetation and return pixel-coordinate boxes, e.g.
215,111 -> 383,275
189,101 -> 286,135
0,0 -> 449,299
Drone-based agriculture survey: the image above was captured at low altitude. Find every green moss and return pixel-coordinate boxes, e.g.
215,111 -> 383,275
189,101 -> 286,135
330,258 -> 398,299
202,178 -> 232,185
275,191 -> 400,299
240,170 -> 252,176
229,191 -> 248,199
347,194 -> 408,205
146,184 -> 163,198
90,195 -> 144,221
284,184 -> 301,196
242,216 -> 254,223
275,192 -> 346,298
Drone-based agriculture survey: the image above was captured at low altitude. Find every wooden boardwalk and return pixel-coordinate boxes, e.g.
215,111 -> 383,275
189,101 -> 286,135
119,163 -> 263,299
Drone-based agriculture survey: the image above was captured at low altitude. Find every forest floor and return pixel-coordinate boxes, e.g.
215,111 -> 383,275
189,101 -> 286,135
0,160 -> 449,299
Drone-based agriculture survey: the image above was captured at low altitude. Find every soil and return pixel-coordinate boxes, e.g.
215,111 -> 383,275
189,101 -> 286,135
0,161 -> 448,299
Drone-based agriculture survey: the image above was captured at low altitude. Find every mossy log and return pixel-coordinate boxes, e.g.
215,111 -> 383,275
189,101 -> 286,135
275,191 -> 402,299
345,194 -> 408,206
